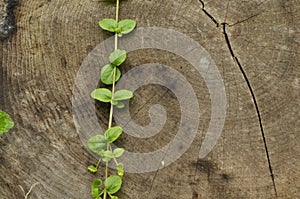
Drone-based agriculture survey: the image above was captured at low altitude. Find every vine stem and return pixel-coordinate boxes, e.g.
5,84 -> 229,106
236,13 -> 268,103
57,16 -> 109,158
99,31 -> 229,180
108,0 -> 119,129
104,0 -> 119,199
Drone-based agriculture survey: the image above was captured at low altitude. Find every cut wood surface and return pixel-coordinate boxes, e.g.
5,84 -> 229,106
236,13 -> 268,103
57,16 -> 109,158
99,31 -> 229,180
0,0 -> 299,198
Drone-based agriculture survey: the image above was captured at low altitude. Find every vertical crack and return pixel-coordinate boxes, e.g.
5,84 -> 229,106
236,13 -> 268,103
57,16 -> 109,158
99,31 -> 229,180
222,23 -> 277,196
197,0 -> 277,196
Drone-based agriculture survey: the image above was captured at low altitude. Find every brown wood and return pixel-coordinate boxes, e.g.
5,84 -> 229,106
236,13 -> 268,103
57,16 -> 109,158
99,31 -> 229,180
1,0 -> 299,198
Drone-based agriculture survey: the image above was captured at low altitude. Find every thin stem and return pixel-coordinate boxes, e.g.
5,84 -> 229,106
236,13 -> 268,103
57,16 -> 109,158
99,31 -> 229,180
96,158 -> 101,169
103,161 -> 109,199
108,66 -> 117,128
108,193 -> 114,198
104,190 -> 107,199
114,0 -> 119,50
104,1 -> 120,199
109,144 -> 119,165
113,157 -> 118,166
108,0 -> 119,128
116,0 -> 119,22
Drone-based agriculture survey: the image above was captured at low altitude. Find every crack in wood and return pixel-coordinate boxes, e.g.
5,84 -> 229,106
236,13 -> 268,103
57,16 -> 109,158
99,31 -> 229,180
228,13 -> 260,27
198,0 -> 219,27
147,168 -> 160,199
221,23 -> 277,196
198,0 -> 278,196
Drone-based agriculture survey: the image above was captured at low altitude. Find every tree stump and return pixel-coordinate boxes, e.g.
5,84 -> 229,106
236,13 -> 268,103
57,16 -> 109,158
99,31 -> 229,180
0,0 -> 299,198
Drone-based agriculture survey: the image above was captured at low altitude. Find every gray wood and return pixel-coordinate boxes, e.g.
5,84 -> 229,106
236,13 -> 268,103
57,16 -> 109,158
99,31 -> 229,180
0,0 -> 299,198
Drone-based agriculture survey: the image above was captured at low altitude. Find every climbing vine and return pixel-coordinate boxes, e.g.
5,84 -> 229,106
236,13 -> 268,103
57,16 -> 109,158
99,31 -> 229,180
86,0 -> 136,198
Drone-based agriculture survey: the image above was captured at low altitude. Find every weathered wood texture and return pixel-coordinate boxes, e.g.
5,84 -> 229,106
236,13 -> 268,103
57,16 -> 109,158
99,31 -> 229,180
0,0 -> 299,198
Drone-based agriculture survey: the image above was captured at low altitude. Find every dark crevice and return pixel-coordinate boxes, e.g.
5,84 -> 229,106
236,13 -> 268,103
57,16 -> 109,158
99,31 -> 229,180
222,22 -> 277,196
0,0 -> 18,40
198,0 -> 219,27
197,0 -> 277,196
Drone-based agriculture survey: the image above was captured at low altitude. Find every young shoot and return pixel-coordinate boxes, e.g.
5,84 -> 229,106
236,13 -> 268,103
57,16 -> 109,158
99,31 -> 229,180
86,0 -> 136,198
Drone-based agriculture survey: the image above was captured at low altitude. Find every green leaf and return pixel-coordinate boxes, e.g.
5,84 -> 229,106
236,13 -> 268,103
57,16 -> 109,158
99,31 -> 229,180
104,175 -> 122,194
0,110 -> 14,135
91,179 -> 103,198
116,102 -> 125,109
99,18 -> 118,32
87,135 -> 107,155
100,64 -> 121,85
113,148 -> 124,158
116,163 -> 124,177
114,90 -> 133,101
111,100 -> 119,106
109,50 -> 126,66
92,179 -> 102,189
88,165 -> 98,173
111,196 -> 119,199
102,150 -> 114,162
118,19 -> 136,35
102,156 -> 112,163
104,126 -> 123,143
91,88 -> 112,103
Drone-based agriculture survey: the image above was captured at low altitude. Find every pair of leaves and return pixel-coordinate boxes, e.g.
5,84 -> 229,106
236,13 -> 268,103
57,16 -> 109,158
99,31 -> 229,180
87,126 -> 123,155
101,148 -> 125,162
99,18 -> 136,37
91,88 -> 133,107
101,50 -> 126,85
92,175 -> 122,199
0,110 -> 14,135
89,163 -> 124,177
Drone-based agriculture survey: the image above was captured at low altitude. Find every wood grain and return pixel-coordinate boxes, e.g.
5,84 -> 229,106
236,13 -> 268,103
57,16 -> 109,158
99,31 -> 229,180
0,0 -> 299,198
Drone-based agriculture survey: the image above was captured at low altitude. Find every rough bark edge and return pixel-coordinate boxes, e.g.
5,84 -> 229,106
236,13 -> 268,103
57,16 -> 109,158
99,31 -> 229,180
0,0 -> 18,40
